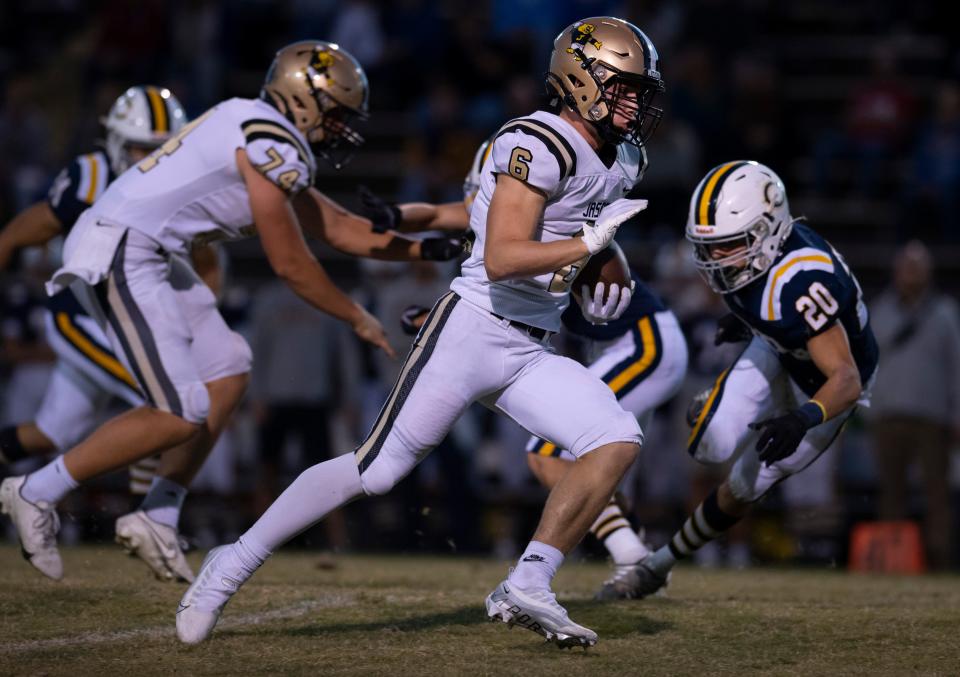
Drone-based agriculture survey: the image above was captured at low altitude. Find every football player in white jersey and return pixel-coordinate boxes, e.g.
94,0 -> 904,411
0,86 -> 189,497
0,87 -> 253,584
363,138 -> 689,600
176,17 -> 665,648
0,42 -> 464,583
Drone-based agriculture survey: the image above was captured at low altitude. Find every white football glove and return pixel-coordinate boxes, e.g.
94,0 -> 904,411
581,198 -> 648,254
579,281 -> 634,325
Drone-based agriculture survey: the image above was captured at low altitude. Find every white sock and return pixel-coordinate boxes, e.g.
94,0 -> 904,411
645,545 -> 677,576
139,476 -> 188,529
508,540 -> 564,590
21,456 -> 79,505
243,453 -> 363,552
234,535 -> 270,575
604,528 -> 650,565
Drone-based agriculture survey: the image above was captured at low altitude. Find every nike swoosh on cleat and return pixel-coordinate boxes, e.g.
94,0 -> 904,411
177,603 -> 190,614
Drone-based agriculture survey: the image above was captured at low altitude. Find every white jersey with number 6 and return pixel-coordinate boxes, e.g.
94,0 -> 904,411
88,97 -> 316,255
451,110 -> 646,331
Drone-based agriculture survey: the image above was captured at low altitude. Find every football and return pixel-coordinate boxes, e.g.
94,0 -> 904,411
573,241 -> 631,301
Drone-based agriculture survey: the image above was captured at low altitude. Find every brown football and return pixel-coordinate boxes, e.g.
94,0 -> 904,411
573,241 -> 631,301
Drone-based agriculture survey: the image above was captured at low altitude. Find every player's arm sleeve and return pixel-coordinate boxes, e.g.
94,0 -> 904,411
489,127 -> 569,197
780,270 -> 854,338
45,159 -> 89,226
242,120 -> 315,196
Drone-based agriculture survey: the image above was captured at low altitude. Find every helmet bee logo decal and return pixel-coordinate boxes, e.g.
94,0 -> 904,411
311,48 -> 335,72
764,181 -> 785,208
308,48 -> 336,84
566,23 -> 602,60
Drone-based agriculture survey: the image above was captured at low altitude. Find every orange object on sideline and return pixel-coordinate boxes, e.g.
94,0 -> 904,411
848,521 -> 927,574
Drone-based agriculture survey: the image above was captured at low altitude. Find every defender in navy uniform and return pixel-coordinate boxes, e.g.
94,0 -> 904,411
627,161 -> 878,597
0,86 -> 188,475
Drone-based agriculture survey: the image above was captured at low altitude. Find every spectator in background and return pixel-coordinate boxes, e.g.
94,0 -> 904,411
331,1 -> 384,70
89,0 -> 170,83
170,0 -> 224,112
814,46 -> 916,198
0,77 -> 53,212
668,44 -> 737,167
868,240 -> 960,570
249,280 -> 356,551
402,81 -> 477,204
729,52 -> 784,162
367,262 -> 451,387
903,81 -> 960,242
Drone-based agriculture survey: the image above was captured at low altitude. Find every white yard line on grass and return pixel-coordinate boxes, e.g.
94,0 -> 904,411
0,593 -> 353,654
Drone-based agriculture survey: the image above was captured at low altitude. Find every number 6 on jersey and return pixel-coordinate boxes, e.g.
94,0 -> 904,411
508,147 -> 532,182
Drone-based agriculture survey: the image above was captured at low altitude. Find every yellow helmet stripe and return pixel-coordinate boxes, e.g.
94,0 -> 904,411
146,87 -> 168,133
696,162 -> 738,225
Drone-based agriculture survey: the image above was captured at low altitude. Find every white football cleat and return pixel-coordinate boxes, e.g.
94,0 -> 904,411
176,545 -> 248,644
485,578 -> 597,648
0,476 -> 63,580
115,510 -> 195,582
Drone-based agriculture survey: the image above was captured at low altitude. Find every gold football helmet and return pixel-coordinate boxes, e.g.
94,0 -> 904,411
546,17 -> 664,147
261,40 -> 369,168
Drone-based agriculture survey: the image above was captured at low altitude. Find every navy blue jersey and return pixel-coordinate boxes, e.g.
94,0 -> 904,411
43,150 -> 116,319
47,288 -> 89,318
45,148 -> 115,232
562,269 -> 666,340
724,222 -> 878,396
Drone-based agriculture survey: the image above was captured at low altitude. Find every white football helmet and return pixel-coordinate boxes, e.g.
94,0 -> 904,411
102,86 -> 187,174
463,136 -> 493,215
685,161 -> 795,293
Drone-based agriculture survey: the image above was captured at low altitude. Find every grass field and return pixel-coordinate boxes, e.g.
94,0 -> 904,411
1,545 -> 957,676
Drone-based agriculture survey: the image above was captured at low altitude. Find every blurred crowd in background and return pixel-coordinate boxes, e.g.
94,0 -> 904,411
1,0 -> 959,569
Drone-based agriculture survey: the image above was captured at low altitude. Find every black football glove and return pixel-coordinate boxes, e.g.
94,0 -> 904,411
715,313 -> 752,346
400,305 -> 430,336
357,185 -> 402,233
421,236 -> 465,261
749,409 -> 816,465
